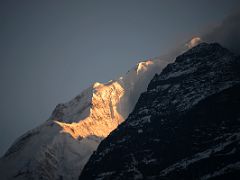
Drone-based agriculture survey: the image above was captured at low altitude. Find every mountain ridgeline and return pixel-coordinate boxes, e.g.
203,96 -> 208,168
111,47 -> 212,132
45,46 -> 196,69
80,43 -> 240,179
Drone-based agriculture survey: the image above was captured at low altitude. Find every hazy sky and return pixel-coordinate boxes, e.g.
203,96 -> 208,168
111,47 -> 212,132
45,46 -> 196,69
0,0 -> 239,156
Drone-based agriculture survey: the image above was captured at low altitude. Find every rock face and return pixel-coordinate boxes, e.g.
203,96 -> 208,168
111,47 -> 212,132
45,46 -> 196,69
80,43 -> 240,180
0,59 -> 167,180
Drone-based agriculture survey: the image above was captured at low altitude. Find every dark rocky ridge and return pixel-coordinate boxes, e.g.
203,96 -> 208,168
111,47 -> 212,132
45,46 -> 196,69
80,43 -> 240,179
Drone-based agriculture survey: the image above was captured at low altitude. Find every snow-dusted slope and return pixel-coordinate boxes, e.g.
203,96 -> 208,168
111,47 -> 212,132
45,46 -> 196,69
0,58 -> 167,180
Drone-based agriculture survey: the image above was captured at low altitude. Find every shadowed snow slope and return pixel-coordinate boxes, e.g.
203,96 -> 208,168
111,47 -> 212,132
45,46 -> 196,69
0,58 -> 167,180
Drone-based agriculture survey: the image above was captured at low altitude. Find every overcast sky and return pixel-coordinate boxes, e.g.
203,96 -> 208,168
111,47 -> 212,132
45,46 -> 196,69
0,0 -> 239,156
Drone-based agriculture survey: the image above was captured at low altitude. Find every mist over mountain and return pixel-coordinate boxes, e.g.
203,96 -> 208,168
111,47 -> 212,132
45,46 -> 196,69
203,9 -> 240,54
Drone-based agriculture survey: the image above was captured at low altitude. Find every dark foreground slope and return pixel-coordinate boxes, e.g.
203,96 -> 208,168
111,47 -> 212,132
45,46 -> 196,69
80,43 -> 240,180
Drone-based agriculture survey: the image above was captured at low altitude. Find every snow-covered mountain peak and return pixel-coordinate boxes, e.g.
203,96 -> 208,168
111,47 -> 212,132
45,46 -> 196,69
0,55 -> 168,180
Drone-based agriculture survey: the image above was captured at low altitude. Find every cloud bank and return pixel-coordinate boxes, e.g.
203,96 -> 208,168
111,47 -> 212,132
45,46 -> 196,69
163,9 -> 240,63
203,9 -> 240,54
